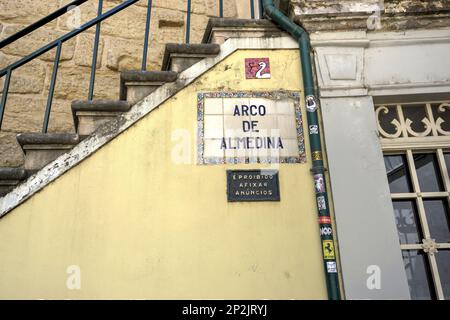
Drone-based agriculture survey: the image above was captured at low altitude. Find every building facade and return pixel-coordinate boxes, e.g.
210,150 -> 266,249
291,0 -> 450,299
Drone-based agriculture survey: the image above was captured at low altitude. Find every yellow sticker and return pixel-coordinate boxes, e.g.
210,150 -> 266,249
323,240 -> 335,260
312,151 -> 322,161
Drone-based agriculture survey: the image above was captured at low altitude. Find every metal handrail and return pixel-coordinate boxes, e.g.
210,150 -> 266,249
0,0 -> 89,49
0,0 -> 140,77
186,0 -> 192,43
88,0 -> 104,101
142,0 -> 153,71
0,0 -> 262,133
0,0 -> 140,132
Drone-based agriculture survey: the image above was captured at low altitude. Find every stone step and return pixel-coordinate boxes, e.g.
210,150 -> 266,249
120,70 -> 178,105
16,133 -> 80,174
72,100 -> 132,137
161,43 -> 220,72
201,18 -> 284,44
0,167 -> 27,197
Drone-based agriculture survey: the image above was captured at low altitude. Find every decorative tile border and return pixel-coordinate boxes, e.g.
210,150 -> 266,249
197,91 -> 306,165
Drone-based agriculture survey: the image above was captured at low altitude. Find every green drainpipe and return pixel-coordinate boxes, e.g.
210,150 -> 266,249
262,0 -> 341,300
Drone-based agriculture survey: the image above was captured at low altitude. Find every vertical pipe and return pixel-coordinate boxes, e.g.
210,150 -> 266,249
43,42 -> 62,133
141,0 -> 153,71
300,35 -> 340,300
219,0 -> 223,18
88,0 -> 103,100
250,0 -> 255,19
185,0 -> 191,44
0,69 -> 12,129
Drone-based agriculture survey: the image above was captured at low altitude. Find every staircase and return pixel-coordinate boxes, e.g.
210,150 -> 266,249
0,17 -> 283,197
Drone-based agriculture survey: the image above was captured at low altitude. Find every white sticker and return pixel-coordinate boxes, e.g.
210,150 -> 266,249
317,195 -> 326,210
306,95 -> 318,112
309,125 -> 319,135
327,261 -> 337,273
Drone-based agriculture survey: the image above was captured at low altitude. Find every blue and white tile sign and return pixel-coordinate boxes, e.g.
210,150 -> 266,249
197,91 -> 306,165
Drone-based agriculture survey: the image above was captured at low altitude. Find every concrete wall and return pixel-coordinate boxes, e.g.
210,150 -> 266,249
311,27 -> 450,299
0,0 -> 255,167
0,48 -> 331,299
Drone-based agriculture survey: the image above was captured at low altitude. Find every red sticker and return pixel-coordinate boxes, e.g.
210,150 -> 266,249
319,216 -> 331,224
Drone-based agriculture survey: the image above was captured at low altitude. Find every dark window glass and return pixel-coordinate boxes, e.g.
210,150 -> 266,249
403,105 -> 430,136
414,154 -> 444,192
436,250 -> 450,300
378,106 -> 400,135
423,199 -> 450,243
402,250 -> 436,300
393,200 -> 422,244
384,155 -> 413,193
445,153 -> 450,179
432,104 -> 450,133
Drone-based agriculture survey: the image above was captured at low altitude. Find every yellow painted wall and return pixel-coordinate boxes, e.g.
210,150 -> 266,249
0,49 -> 329,299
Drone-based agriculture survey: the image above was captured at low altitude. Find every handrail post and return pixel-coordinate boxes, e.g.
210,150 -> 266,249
0,70 -> 12,129
258,0 -> 264,18
88,0 -> 103,100
43,42 -> 62,133
250,0 -> 255,19
185,0 -> 191,44
141,0 -> 153,71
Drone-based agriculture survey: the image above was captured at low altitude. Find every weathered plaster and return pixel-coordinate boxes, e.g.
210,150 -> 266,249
289,0 -> 450,32
0,36 -> 298,217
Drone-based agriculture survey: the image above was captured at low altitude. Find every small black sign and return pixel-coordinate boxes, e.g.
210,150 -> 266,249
226,170 -> 280,202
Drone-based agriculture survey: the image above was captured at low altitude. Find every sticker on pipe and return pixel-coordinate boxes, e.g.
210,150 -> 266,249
323,240 -> 336,260
327,261 -> 337,273
314,174 -> 325,193
319,216 -> 331,224
317,196 -> 327,210
306,95 -> 318,112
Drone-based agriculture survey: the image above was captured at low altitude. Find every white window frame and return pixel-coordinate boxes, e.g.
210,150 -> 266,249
376,100 -> 450,300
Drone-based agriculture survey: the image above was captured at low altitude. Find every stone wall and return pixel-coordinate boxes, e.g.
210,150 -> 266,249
0,0 -> 245,167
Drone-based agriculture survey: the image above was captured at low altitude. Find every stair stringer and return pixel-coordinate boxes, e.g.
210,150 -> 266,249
0,36 -> 297,218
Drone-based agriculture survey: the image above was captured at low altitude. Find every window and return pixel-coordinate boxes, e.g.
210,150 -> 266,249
377,101 -> 450,300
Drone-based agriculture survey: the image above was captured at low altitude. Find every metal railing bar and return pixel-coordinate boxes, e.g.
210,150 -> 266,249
219,0 -> 223,18
0,0 -> 140,78
0,69 -> 12,128
0,0 -> 89,49
186,0 -> 191,44
141,0 -> 153,71
88,0 -> 103,100
43,42 -> 63,133
250,0 -> 255,19
259,0 -> 264,18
